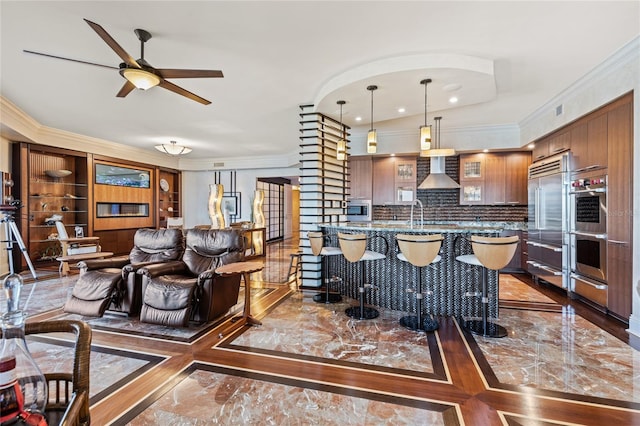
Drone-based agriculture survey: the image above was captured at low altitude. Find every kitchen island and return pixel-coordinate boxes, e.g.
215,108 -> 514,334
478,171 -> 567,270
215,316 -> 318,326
318,222 -> 505,320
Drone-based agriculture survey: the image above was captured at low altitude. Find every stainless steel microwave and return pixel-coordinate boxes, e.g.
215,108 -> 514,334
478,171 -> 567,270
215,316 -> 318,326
346,200 -> 372,222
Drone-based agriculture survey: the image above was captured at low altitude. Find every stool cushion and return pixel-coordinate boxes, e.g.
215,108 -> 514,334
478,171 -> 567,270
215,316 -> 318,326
321,246 -> 342,256
64,269 -> 122,317
360,250 -> 386,261
456,254 -> 483,267
398,253 -> 441,264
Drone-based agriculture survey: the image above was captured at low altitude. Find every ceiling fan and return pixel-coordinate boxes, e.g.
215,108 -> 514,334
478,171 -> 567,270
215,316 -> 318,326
24,18 -> 223,105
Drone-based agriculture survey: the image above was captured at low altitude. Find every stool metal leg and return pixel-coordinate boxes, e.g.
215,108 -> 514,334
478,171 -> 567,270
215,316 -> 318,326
345,261 -> 378,320
313,254 -> 342,304
400,265 -> 438,332
463,267 -> 507,338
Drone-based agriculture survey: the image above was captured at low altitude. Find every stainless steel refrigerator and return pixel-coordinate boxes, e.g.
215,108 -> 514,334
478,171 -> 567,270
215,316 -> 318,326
526,153 -> 570,289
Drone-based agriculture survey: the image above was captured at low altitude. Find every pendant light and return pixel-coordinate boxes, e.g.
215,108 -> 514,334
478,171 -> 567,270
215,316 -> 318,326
423,116 -> 457,157
336,100 -> 347,161
366,85 -> 378,154
419,78 -> 432,155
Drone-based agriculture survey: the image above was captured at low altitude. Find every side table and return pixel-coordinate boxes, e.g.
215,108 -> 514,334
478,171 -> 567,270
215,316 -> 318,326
215,261 -> 264,326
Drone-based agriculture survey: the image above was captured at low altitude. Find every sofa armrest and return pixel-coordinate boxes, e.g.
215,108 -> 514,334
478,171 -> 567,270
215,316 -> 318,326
78,255 -> 130,272
137,260 -> 188,278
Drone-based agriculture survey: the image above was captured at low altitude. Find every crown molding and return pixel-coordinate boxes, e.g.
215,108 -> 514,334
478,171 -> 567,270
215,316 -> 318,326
520,35 -> 639,142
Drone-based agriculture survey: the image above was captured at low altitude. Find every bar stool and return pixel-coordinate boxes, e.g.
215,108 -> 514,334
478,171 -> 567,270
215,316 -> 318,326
287,251 -> 302,289
396,234 -> 443,331
338,232 -> 387,320
456,235 -> 519,338
308,231 -> 343,303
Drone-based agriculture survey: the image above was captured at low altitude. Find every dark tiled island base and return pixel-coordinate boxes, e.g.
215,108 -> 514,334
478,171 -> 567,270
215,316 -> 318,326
319,224 -> 502,319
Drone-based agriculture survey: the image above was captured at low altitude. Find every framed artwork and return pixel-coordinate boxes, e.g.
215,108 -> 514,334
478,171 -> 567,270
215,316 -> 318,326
222,194 -> 239,217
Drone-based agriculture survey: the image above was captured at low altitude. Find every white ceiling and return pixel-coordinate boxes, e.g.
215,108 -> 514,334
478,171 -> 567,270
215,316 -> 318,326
1,1 -> 638,161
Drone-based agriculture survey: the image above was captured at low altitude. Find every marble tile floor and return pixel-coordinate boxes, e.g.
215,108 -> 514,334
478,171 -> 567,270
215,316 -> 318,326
6,238 -> 640,425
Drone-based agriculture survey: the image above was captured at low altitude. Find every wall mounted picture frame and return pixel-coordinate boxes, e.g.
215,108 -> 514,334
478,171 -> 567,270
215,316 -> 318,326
222,193 -> 240,217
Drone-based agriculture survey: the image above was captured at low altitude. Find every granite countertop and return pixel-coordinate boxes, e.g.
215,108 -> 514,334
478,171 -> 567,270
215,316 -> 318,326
319,221 -> 525,233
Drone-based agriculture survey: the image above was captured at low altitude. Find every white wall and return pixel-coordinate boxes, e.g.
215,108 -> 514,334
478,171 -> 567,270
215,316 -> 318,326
182,167 -> 299,229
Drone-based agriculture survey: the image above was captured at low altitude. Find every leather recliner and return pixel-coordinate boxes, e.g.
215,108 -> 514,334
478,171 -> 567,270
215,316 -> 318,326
137,228 -> 245,327
64,228 -> 185,317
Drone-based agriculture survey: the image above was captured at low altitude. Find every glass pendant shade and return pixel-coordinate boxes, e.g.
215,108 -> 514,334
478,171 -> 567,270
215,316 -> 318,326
0,274 -> 47,424
120,68 -> 161,90
366,85 -> 378,154
367,130 -> 377,154
336,139 -> 346,161
420,125 -> 432,151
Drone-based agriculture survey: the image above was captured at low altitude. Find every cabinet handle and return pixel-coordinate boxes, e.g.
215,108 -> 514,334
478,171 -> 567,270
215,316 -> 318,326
537,264 -> 563,275
535,154 -> 545,159
552,147 -> 566,153
608,240 -> 628,245
570,273 -> 607,289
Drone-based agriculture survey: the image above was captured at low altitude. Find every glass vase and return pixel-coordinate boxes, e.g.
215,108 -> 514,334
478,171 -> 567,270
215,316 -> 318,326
1,273 -> 48,425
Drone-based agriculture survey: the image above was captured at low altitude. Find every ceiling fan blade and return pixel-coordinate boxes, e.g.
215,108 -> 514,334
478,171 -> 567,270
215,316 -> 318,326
84,18 -> 140,68
23,50 -> 118,70
116,80 -> 136,98
158,80 -> 211,105
155,69 -> 224,79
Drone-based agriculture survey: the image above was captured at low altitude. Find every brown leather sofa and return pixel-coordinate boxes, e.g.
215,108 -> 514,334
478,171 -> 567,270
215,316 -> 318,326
137,228 -> 245,326
64,228 -> 185,317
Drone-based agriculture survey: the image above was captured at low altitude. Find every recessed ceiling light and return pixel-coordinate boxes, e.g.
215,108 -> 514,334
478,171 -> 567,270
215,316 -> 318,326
449,96 -> 458,104
528,143 -> 535,149
397,107 -> 405,113
483,149 -> 489,153
355,116 -> 362,121
390,153 -> 396,157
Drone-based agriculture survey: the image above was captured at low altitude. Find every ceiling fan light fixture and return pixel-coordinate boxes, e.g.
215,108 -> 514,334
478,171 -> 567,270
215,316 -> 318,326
120,68 -> 161,90
155,140 -> 192,155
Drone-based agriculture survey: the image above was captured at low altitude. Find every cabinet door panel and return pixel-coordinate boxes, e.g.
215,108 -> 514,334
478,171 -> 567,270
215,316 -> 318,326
372,157 -> 395,205
548,131 -> 571,155
504,153 -> 531,204
570,122 -> 589,171
483,154 -> 505,204
588,113 -> 608,169
349,156 -> 373,200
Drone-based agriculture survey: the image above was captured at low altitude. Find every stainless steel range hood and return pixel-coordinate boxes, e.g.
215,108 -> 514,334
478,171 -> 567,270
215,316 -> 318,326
418,156 -> 460,189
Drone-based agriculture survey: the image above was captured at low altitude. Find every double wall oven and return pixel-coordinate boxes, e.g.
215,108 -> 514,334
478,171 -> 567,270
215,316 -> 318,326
569,174 -> 608,307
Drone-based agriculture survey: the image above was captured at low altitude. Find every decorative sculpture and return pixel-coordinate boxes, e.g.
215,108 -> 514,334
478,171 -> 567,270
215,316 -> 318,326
252,189 -> 265,255
208,184 -> 225,229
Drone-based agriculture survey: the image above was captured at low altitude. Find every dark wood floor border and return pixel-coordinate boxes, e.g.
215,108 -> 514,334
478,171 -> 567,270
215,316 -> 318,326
27,334 -> 165,405
459,325 -> 640,411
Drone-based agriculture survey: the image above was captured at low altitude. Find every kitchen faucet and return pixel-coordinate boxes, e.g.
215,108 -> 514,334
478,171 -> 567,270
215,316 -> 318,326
410,199 -> 424,229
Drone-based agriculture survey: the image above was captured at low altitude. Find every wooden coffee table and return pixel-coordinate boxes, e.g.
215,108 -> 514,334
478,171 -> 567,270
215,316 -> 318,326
215,261 -> 264,326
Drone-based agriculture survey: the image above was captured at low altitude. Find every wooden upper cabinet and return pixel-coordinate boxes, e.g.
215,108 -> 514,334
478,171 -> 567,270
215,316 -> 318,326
532,139 -> 549,162
548,131 -> 571,156
483,154 -> 505,204
587,113 -> 608,170
571,114 -> 608,172
504,152 -> 531,204
460,154 -> 485,180
372,157 -> 396,205
348,156 -> 373,200
459,152 -> 530,205
371,156 -> 417,205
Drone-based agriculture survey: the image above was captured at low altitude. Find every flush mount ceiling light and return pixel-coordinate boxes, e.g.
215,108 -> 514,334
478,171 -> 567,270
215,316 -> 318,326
154,140 -> 192,155
422,116 -> 457,157
419,78 -> 432,155
120,67 -> 161,90
336,100 -> 347,161
366,85 -> 378,154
